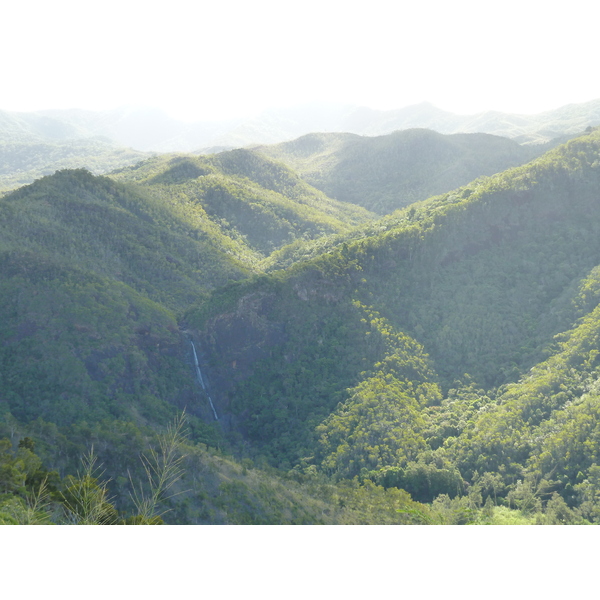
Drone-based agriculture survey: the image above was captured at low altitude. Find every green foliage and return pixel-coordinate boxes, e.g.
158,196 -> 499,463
1,168 -> 251,309
316,374 -> 430,479
60,449 -> 120,525
183,128 -> 600,523
112,150 -> 374,261
0,436 -> 57,524
258,129 -> 542,215
5,124 -> 600,524
367,460 -> 465,504
193,285 -> 439,468
0,255 -> 192,426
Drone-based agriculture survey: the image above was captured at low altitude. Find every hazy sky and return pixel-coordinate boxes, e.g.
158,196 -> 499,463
3,0 -> 598,121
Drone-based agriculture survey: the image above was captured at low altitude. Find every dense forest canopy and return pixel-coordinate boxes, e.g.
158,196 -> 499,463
2,123 -> 600,524
255,129 -> 547,214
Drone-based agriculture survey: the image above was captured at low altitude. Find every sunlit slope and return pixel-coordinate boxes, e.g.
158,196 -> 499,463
186,128 -> 600,466
430,262 -> 600,517
0,154 -> 369,430
111,150 -> 375,258
0,169 -> 253,427
358,128 -> 600,386
257,128 -> 542,214
1,169 -> 251,308
3,127 -> 600,523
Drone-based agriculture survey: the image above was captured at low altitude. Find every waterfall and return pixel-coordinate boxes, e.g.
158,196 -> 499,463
191,341 -> 219,421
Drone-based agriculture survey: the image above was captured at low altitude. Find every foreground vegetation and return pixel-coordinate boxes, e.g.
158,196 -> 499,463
0,414 -> 582,525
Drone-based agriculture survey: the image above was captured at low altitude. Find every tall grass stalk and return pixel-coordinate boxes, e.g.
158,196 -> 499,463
129,411 -> 188,521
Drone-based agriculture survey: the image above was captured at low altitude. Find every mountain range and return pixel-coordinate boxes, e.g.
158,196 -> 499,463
3,98 -> 600,154
2,107 -> 600,524
255,128 -> 547,214
2,98 -> 598,195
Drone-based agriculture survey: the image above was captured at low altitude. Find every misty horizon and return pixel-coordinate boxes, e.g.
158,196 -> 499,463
3,96 -> 600,125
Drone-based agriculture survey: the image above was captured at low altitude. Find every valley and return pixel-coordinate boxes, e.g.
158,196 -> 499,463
2,112 -> 600,524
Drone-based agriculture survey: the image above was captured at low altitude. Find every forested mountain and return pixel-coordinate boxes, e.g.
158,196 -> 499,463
0,100 -> 593,200
255,129 -> 545,214
3,125 -> 600,524
111,150 -> 374,259
0,148 -> 374,445
339,99 -> 600,144
0,169 -> 257,432
183,127 -> 600,522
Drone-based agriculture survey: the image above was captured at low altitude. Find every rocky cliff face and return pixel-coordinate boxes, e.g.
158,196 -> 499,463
190,290 -> 287,428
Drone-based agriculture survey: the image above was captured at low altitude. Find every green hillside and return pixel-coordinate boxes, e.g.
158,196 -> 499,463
256,128 -> 543,214
0,147 -> 375,440
0,154 -> 379,524
182,127 -> 600,522
0,169 -> 259,433
111,150 -> 374,259
1,169 -> 251,307
3,128 -> 600,524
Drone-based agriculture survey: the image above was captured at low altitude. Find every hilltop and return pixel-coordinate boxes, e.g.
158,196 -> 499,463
255,128 -> 544,214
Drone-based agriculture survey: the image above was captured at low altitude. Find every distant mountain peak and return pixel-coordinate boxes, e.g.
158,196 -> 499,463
2,98 -> 600,152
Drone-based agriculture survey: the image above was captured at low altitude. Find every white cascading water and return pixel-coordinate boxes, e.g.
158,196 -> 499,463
191,341 -> 219,421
